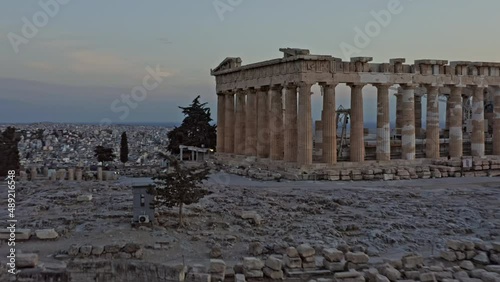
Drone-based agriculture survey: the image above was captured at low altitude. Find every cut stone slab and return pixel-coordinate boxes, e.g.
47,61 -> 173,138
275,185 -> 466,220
263,267 -> 284,280
286,247 -> 299,258
243,269 -> 263,278
323,248 -> 344,262
243,257 -> 264,270
441,251 -> 457,262
77,194 -> 93,202
240,211 -> 262,225
284,255 -> 301,269
17,253 -> 39,268
472,252 -> 490,265
0,228 -> 31,240
265,256 -> 282,271
35,228 -> 59,240
345,252 -> 369,264
209,259 -> 226,274
297,243 -> 315,258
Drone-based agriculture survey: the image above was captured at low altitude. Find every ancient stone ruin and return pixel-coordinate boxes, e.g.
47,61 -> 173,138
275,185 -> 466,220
211,48 -> 500,178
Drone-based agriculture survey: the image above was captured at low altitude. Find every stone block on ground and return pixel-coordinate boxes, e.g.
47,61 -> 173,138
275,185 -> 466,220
346,252 -> 369,264
35,228 -> 59,240
263,267 -> 284,280
323,248 -> 344,262
243,257 -> 264,270
265,256 -> 282,271
297,244 -> 316,258
17,253 -> 39,268
284,255 -> 302,268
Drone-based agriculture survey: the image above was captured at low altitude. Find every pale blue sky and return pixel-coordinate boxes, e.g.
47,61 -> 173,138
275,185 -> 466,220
1,0 -> 500,123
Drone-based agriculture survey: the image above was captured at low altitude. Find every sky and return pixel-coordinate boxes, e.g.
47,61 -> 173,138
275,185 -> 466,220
1,0 -> 500,124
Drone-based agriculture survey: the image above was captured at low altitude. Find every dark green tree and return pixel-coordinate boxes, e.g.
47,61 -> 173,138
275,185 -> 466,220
0,127 -> 21,177
94,145 -> 115,165
120,132 -> 129,165
167,96 -> 217,154
151,155 -> 211,227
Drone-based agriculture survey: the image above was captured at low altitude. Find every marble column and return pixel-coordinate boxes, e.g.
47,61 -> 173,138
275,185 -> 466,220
234,90 -> 246,155
75,167 -> 82,181
257,88 -> 269,158
471,86 -> 485,157
401,85 -> 416,160
425,86 -> 440,159
448,86 -> 463,158
284,85 -> 298,162
322,83 -> 337,164
97,166 -> 103,181
30,167 -> 37,181
349,84 -> 365,162
445,95 -> 451,132
297,83 -> 313,165
395,90 -> 404,131
245,89 -> 257,156
224,92 -> 235,153
68,168 -> 75,181
493,86 -> 500,155
269,86 -> 284,160
414,94 -> 422,136
376,84 -> 391,161
216,93 -> 225,153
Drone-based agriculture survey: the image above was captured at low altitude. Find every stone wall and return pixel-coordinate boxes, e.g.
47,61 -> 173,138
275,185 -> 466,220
216,154 -> 500,181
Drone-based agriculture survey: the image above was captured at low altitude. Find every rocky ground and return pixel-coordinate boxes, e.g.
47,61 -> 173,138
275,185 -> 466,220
1,173 -> 500,269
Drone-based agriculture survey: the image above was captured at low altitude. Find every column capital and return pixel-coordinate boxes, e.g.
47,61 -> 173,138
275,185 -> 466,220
270,84 -> 283,91
319,82 -> 338,88
283,82 -> 297,89
223,90 -> 235,96
401,83 -> 419,90
347,83 -> 366,88
297,81 -> 313,87
423,84 -> 440,91
373,83 -> 392,90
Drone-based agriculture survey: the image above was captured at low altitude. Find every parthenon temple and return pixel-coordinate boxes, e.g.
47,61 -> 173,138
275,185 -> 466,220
211,48 -> 500,167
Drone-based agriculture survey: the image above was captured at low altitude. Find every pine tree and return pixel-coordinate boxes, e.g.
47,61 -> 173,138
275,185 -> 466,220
120,132 -> 129,165
167,96 -> 217,154
0,127 -> 21,176
151,155 -> 211,227
94,145 -> 115,166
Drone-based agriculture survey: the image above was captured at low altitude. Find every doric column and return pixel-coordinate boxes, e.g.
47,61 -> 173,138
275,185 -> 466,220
445,95 -> 451,132
245,89 -> 257,156
234,90 -> 246,155
224,91 -> 235,153
494,87 -> 500,155
425,85 -> 440,159
284,84 -> 298,162
401,85 -> 416,160
322,83 -> 337,164
395,90 -> 404,131
269,86 -> 284,160
414,94 -> 422,136
297,82 -> 313,165
471,86 -> 485,157
448,86 -> 463,157
375,84 -> 391,161
216,93 -> 226,152
349,83 -> 365,162
257,88 -> 269,158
